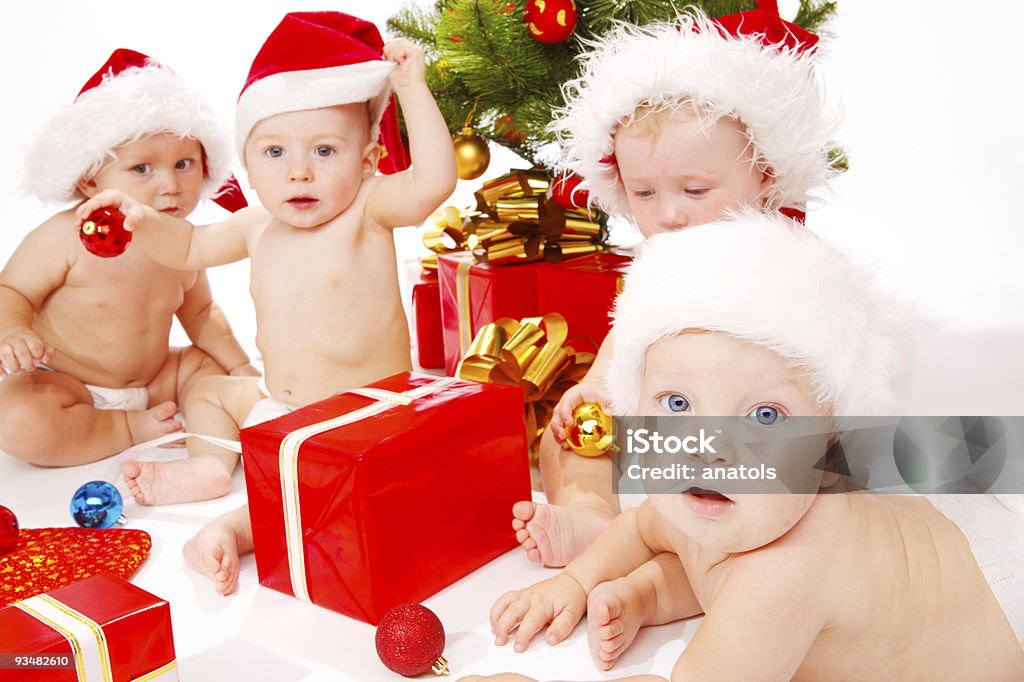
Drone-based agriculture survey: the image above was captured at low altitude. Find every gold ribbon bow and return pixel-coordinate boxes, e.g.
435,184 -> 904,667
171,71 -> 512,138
421,169 -> 608,271
457,313 -> 594,454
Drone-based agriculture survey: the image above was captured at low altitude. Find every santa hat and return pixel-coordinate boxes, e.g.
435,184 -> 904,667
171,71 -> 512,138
608,211 -> 909,417
236,11 -> 410,174
24,49 -> 245,211
551,6 -> 837,218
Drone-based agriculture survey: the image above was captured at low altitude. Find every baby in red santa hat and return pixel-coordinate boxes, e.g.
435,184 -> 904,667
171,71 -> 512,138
514,3 -> 843,569
78,12 -> 456,513
473,211 -> 1023,682
0,49 -> 254,467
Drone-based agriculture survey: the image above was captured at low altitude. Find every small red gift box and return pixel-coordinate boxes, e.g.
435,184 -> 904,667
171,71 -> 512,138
437,252 -> 548,375
411,272 -> 445,369
240,372 -> 531,624
535,249 -> 633,349
0,573 -> 178,681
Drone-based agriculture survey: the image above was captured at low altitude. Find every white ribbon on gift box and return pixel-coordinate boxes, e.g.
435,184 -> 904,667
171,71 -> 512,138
13,593 -> 179,682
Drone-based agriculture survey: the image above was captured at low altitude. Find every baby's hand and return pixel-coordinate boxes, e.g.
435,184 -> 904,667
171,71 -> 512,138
76,190 -> 153,233
550,380 -> 612,444
0,328 -> 53,375
383,38 -> 426,90
489,573 -> 587,652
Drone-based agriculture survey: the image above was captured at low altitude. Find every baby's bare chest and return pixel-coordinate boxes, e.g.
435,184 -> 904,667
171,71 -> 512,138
58,254 -> 192,315
249,223 -> 397,303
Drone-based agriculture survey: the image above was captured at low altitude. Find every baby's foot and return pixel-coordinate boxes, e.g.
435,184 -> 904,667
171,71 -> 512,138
183,520 -> 241,595
587,575 -> 657,671
125,401 -> 182,443
121,456 -> 232,506
511,500 -> 612,567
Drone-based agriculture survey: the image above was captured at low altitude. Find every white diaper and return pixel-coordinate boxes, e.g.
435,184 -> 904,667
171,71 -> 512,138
34,363 -> 148,411
242,378 -> 300,428
926,494 -> 1024,643
84,383 -> 149,411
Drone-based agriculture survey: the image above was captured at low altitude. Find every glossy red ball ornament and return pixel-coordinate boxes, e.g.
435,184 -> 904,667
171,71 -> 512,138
375,603 -> 449,677
79,207 -> 132,258
0,505 -> 19,556
551,172 -> 589,210
525,0 -> 577,44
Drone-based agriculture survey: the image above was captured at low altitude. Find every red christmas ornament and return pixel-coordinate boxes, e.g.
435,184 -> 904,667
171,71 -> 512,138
0,506 -> 18,556
79,207 -> 132,258
375,603 -> 449,677
525,0 -> 577,44
551,172 -> 589,210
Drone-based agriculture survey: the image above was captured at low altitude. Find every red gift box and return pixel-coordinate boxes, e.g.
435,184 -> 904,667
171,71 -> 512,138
535,249 -> 633,349
438,251 -> 547,375
411,273 -> 445,369
0,573 -> 178,681
239,372 -> 531,624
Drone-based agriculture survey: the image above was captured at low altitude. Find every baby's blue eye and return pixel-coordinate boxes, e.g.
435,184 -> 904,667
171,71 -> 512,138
750,405 -> 783,425
175,159 -> 194,170
632,189 -> 654,199
315,145 -> 335,157
658,393 -> 690,413
131,164 -> 153,174
265,146 -> 284,158
685,188 -> 710,197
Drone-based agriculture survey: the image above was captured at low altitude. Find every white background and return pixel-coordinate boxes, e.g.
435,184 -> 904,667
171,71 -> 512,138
3,1 -> 1024,412
1,2 -> 1023,680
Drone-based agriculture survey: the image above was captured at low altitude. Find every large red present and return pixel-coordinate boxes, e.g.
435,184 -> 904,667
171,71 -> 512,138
534,249 -> 634,350
410,272 -> 445,369
239,372 -> 531,624
0,573 -> 177,681
437,251 -> 546,375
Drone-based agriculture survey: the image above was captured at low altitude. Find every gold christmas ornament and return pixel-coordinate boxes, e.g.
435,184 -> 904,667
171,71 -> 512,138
566,402 -> 614,457
453,126 -> 490,181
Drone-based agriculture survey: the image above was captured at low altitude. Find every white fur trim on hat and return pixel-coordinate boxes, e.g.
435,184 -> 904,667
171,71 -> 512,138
235,60 -> 394,161
608,211 -> 909,417
551,11 -> 839,218
24,64 -> 233,205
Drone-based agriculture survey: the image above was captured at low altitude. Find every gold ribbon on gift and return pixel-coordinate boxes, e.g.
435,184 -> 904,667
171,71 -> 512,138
421,169 -> 608,270
457,313 -> 594,454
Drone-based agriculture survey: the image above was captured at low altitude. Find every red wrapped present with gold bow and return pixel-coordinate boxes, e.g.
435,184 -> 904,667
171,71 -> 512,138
438,252 -> 547,375
457,314 -> 594,454
239,372 -> 530,624
430,170 -> 608,375
0,573 -> 178,681
535,248 -> 635,349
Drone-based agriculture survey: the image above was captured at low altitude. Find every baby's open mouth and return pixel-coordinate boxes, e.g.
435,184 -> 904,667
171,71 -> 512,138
682,487 -> 735,516
287,197 -> 318,207
684,486 -> 733,503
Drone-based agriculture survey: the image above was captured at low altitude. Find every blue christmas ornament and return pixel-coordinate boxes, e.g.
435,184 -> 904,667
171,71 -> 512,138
70,481 -> 125,529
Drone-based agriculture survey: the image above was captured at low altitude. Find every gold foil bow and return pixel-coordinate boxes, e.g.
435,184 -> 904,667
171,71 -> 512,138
421,169 -> 608,270
457,313 -> 594,454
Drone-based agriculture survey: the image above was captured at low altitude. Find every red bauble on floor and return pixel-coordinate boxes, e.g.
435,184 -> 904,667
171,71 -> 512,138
375,603 -> 449,677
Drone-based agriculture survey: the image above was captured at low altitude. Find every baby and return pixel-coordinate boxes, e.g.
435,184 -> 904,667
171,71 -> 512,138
472,213 -> 1024,681
514,9 -> 839,567
78,11 -> 456,589
0,49 -> 254,466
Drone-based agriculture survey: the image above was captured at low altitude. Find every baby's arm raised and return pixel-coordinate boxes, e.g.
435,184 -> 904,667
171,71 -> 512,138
76,191 -> 259,270
177,272 -> 256,376
0,218 -> 70,373
365,39 -> 457,228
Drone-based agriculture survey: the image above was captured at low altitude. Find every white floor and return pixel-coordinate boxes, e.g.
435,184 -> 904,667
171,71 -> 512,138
0,446 -> 694,681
